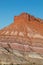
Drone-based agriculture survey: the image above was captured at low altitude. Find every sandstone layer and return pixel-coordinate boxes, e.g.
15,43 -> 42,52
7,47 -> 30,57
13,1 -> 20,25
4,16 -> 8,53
0,13 -> 43,65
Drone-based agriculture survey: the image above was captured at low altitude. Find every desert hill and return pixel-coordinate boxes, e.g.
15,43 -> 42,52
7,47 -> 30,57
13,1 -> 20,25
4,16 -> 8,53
0,13 -> 43,65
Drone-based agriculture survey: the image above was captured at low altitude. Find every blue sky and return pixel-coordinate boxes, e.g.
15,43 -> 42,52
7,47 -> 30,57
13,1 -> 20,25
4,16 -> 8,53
0,0 -> 43,29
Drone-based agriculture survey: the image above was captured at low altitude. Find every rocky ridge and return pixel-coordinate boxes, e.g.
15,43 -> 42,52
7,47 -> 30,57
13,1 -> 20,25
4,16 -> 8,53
0,12 -> 43,65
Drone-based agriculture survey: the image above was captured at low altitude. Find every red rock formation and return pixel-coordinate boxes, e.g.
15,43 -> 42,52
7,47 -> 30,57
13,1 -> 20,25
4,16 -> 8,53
0,13 -> 43,64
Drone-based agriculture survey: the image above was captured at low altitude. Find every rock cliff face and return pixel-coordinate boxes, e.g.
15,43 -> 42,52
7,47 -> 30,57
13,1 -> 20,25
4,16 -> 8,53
0,12 -> 43,65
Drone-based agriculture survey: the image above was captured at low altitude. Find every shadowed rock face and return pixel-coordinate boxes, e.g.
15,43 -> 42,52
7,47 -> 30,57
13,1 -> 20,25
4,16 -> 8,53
0,12 -> 43,64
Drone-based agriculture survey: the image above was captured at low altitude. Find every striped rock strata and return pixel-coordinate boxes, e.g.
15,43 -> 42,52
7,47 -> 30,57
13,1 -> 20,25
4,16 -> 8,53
0,13 -> 43,64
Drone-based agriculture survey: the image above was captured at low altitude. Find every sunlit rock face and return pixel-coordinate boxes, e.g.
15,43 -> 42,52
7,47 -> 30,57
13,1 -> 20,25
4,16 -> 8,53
0,12 -> 43,64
